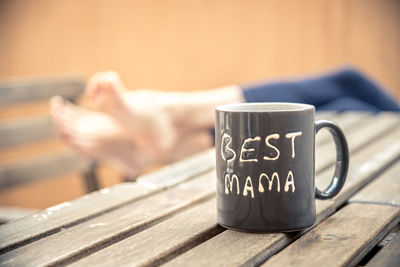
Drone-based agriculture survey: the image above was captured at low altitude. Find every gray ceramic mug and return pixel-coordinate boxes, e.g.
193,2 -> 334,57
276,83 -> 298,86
215,103 -> 349,232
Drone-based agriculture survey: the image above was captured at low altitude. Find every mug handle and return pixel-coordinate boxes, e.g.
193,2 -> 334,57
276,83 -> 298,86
315,120 -> 349,200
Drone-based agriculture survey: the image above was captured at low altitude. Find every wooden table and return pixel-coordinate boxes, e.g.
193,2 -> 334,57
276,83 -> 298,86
0,112 -> 399,267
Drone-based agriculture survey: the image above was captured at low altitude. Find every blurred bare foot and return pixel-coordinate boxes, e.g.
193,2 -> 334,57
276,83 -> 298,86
85,71 -> 243,162
50,95 -> 212,177
85,71 -> 189,160
50,96 -> 147,177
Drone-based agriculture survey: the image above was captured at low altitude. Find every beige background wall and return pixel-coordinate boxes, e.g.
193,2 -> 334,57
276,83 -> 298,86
0,0 -> 399,209
1,0 -> 399,97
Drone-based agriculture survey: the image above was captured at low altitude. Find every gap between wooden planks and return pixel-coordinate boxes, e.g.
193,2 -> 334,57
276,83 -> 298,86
364,227 -> 400,267
349,161 -> 400,207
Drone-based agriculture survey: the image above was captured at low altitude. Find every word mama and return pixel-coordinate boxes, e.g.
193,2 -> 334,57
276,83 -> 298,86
225,171 -> 295,198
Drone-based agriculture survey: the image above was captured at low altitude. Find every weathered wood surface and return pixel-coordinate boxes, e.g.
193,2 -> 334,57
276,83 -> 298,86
0,207 -> 38,224
0,115 -> 54,149
69,199 -> 220,267
0,76 -> 84,107
0,75 -> 100,203
0,113 -> 399,266
158,127 -> 400,267
314,112 -> 369,146
315,113 -> 399,172
161,201 -> 337,267
349,161 -> 400,206
0,148 -> 214,253
0,150 -> 90,190
312,113 -> 398,176
317,126 -> 400,207
0,171 -> 216,266
263,203 -> 400,267
365,230 -> 400,267
315,111 -> 336,120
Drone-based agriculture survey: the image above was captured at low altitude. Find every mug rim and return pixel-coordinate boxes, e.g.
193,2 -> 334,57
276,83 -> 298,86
216,102 -> 315,112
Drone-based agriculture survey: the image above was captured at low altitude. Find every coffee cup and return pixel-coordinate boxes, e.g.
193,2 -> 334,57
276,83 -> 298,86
215,102 -> 349,232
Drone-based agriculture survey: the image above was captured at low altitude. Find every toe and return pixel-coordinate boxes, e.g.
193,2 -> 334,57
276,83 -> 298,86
105,70 -> 120,81
87,72 -> 103,87
85,70 -> 127,112
104,70 -> 125,93
86,72 -> 103,97
86,82 -> 98,98
90,73 -> 123,109
99,73 -> 118,95
49,96 -> 67,123
50,96 -> 83,133
49,95 -> 65,111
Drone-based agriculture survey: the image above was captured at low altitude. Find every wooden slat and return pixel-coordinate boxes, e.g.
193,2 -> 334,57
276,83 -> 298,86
317,126 -> 400,207
162,201 -> 335,267
0,148 -> 214,253
157,124 -> 400,267
263,203 -> 400,267
315,113 -> 399,183
0,100 -> 49,121
318,111 -> 370,126
134,148 -> 215,188
365,230 -> 400,267
0,171 -> 216,266
315,113 -> 390,175
0,115 -> 53,149
65,199 -> 219,267
328,111 -> 370,126
0,150 -> 90,190
0,76 -> 84,107
73,200 -> 335,267
315,112 -> 370,146
377,225 -> 400,248
0,138 -> 63,165
315,113 -> 400,172
315,111 -> 337,120
0,207 -> 38,224
349,161 -> 400,206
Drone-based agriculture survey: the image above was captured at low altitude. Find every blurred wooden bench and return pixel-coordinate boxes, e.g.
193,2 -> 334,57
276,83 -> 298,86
0,76 -> 100,223
0,112 -> 399,265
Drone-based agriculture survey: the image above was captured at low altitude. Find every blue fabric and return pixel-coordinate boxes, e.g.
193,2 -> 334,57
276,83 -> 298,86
318,97 -> 380,112
242,68 -> 400,112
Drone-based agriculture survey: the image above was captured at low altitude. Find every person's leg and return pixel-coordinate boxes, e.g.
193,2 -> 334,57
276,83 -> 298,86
50,96 -> 213,176
329,68 -> 400,111
317,97 -> 380,112
84,69 -> 398,157
242,78 -> 335,106
242,68 -> 400,111
85,71 -> 244,152
71,68 -> 398,175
